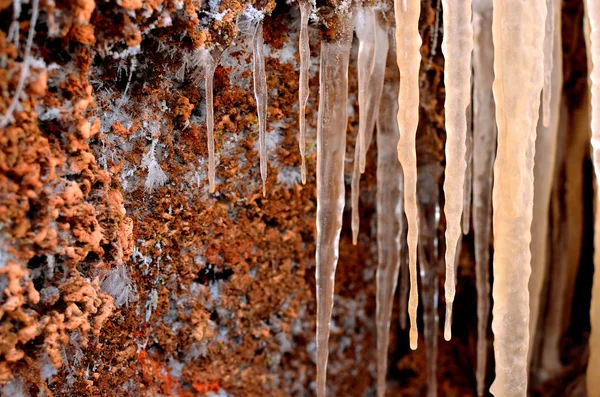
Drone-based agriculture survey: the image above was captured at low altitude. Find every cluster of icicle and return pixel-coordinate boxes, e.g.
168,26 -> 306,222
197,0 -> 600,395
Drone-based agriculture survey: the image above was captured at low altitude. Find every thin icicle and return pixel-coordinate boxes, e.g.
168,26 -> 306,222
490,0 -> 545,394
399,223 -> 409,331
585,0 -> 600,393
363,15 -> 389,169
441,0 -> 473,342
472,0 -> 495,393
351,13 -> 389,244
540,98 -> 586,376
298,1 -> 311,185
204,51 -> 218,193
541,0 -> 555,127
528,0 -> 562,369
418,164 -> 444,397
351,140 -> 361,245
462,85 -> 473,235
252,19 -> 268,196
315,12 -> 353,397
375,31 -> 402,397
394,0 -> 422,350
355,7 -> 377,174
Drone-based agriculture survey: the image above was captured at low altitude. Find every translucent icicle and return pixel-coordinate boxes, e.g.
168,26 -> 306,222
375,32 -> 402,397
399,224 -> 409,331
418,164 -> 444,397
462,98 -> 473,235
355,7 -> 376,174
541,0 -> 555,127
351,14 -> 389,244
441,0 -> 474,342
530,99 -> 566,383
472,0 -> 495,393
252,19 -> 268,196
394,0 -> 422,350
315,13 -> 353,397
298,1 -> 311,185
205,53 -> 218,193
540,98 -> 585,376
351,140 -> 361,245
490,0 -> 545,394
363,18 -> 389,163
586,0 -> 600,393
528,0 -> 562,369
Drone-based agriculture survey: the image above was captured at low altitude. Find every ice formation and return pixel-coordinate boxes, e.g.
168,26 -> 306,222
440,0 -> 473,342
351,9 -> 388,244
528,0 -> 562,368
298,0 -> 311,185
375,30 -> 401,397
354,7 -> 376,175
472,0 -> 495,393
252,19 -> 268,196
394,0 -> 422,350
204,50 -> 218,193
542,0 -> 556,127
4,0 -> 600,394
490,0 -> 545,395
314,11 -> 353,397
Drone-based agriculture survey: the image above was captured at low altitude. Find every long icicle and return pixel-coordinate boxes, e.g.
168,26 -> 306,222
375,30 -> 402,397
441,0 -> 474,341
418,164 -> 444,397
298,1 -> 311,185
252,19 -> 268,196
528,0 -> 562,369
490,0 -> 545,394
462,97 -> 473,235
472,0 -> 495,393
537,100 -> 567,379
352,12 -> 389,244
541,0 -> 555,127
394,0 -> 422,350
585,0 -> 600,393
315,11 -> 353,397
355,7 -> 377,174
362,15 -> 389,168
205,51 -> 218,193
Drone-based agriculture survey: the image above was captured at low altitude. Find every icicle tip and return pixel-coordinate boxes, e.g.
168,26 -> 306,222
444,305 -> 453,341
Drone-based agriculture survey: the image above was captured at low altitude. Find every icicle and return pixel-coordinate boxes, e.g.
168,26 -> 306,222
462,101 -> 473,236
585,0 -> 600,393
351,140 -> 361,245
399,225 -> 409,331
489,0 -> 545,394
363,16 -> 389,168
394,0 -> 422,351
539,99 -> 585,376
252,19 -> 268,196
541,0 -> 555,127
351,13 -> 389,244
354,7 -> 376,174
441,0 -> 474,342
375,31 -> 401,397
472,0 -> 495,393
528,0 -> 562,369
315,12 -> 353,397
298,1 -> 311,185
204,52 -> 218,193
418,164 -> 444,397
